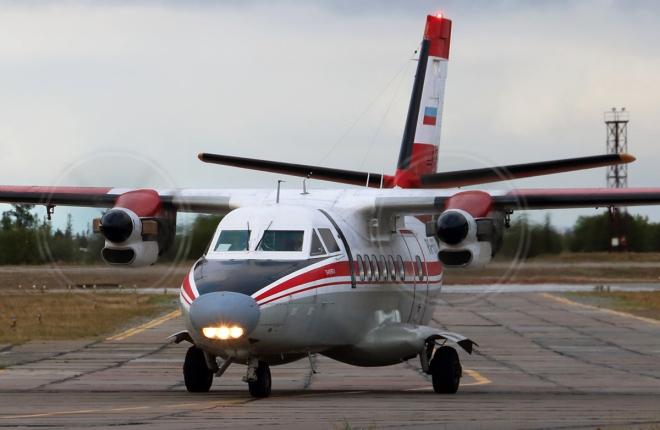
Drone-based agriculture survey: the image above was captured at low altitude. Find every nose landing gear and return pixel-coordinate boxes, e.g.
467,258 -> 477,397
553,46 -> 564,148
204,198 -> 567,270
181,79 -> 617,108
244,358 -> 272,398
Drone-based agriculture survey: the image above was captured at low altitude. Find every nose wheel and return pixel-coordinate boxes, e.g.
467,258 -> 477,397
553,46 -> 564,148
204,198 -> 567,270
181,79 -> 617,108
247,361 -> 271,398
183,345 -> 214,392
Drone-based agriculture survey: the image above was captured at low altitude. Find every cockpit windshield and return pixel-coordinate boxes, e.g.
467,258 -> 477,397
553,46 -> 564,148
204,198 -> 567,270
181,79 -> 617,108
214,230 -> 250,251
257,230 -> 304,252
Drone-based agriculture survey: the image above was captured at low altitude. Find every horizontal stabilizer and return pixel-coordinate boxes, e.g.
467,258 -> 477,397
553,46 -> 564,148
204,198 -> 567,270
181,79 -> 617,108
198,153 -> 388,187
419,153 -> 634,188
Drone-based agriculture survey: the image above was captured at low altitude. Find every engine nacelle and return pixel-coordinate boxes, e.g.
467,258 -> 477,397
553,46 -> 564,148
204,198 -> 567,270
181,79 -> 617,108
96,207 -> 161,267
435,209 -> 502,269
93,189 -> 176,267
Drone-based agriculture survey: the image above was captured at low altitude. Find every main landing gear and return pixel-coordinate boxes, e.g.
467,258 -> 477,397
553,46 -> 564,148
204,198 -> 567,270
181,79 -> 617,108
183,345 -> 214,392
429,346 -> 462,394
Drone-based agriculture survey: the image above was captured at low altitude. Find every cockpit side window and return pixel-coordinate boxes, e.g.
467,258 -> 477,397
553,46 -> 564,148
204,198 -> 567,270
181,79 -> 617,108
257,230 -> 304,252
214,230 -> 250,251
310,230 -> 326,256
318,228 -> 340,253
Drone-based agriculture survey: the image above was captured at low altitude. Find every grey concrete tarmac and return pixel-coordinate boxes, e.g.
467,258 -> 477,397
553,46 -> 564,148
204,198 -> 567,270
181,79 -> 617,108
1,292 -> 659,429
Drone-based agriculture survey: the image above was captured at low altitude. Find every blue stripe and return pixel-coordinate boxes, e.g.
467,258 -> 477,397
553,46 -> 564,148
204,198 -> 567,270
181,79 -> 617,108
424,106 -> 438,118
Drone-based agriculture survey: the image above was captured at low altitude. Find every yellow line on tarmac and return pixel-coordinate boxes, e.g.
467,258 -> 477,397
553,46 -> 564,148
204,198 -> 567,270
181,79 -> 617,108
463,368 -> 491,386
4,409 -> 101,419
106,309 -> 181,341
406,368 -> 491,390
2,400 -> 248,420
541,293 -> 660,326
109,406 -> 150,412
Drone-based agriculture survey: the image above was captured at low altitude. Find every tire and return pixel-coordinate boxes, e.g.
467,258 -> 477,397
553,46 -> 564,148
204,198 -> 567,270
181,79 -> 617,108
183,345 -> 213,393
430,346 -> 462,394
248,361 -> 272,398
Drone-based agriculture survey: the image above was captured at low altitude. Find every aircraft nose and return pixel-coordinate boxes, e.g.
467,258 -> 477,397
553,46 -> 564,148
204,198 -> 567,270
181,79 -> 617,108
189,292 -> 260,341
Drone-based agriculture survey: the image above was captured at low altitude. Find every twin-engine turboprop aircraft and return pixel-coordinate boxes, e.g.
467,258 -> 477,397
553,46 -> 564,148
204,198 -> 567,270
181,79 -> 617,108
2,13 -> 660,398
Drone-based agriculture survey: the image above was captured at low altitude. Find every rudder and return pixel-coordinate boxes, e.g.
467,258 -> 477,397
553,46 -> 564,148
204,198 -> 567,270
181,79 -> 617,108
395,13 -> 451,187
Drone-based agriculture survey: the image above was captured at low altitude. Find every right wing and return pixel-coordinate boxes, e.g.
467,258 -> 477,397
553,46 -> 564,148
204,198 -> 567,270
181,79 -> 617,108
0,185 -> 271,215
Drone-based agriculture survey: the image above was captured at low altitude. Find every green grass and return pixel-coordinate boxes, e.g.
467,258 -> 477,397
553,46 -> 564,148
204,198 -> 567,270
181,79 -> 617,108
0,292 -> 176,344
565,291 -> 660,321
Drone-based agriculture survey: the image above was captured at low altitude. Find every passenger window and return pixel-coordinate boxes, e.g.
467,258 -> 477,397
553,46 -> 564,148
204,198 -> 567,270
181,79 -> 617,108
310,230 -> 326,256
356,255 -> 365,281
318,228 -> 340,253
371,254 -> 380,281
387,255 -> 396,280
379,256 -> 387,281
364,255 -> 372,280
397,255 -> 405,281
415,256 -> 425,281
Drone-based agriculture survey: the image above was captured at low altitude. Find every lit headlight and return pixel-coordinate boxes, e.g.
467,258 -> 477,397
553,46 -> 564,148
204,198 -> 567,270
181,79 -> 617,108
202,325 -> 244,340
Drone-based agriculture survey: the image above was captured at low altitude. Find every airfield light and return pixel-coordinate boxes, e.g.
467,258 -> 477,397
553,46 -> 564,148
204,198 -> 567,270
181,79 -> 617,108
202,325 -> 245,340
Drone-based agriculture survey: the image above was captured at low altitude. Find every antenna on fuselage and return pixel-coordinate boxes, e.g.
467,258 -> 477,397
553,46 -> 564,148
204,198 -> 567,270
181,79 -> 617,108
276,180 -> 285,204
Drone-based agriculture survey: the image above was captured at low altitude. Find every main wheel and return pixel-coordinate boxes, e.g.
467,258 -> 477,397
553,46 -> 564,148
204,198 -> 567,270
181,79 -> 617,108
248,361 -> 271,398
430,346 -> 462,394
183,345 -> 213,393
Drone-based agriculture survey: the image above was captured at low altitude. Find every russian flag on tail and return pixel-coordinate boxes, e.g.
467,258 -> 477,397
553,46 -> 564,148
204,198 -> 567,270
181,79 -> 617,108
423,106 -> 438,126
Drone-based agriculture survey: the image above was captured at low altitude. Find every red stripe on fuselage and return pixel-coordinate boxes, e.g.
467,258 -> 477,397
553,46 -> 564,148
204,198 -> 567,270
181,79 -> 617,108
255,259 -> 442,304
181,272 -> 196,301
254,261 -> 351,302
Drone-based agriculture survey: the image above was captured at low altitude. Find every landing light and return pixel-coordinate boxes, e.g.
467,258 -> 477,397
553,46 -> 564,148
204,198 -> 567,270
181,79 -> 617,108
203,325 -> 244,340
435,12 -> 443,19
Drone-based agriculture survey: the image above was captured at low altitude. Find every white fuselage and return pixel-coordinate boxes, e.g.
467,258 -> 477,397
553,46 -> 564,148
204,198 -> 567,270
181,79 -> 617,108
178,198 -> 444,367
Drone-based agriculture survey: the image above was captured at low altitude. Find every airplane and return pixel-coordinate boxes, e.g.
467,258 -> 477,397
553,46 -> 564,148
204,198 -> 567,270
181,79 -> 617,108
2,12 -> 659,398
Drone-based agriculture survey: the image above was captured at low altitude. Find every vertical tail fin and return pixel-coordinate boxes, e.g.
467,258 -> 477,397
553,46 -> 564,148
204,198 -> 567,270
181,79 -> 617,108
394,13 -> 451,187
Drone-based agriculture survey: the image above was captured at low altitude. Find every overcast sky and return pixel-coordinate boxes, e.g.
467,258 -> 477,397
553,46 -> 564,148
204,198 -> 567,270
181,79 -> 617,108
1,0 -> 659,231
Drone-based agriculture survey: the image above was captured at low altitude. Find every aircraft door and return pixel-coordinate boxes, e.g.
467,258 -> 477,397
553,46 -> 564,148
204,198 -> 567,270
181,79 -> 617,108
400,231 -> 428,324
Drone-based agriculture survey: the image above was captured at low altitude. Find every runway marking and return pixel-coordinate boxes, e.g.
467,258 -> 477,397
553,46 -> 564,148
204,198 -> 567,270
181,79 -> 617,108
2,400 -> 248,420
541,293 -> 660,326
463,368 -> 491,386
110,406 -> 150,412
4,409 -> 101,419
406,368 -> 491,390
165,402 -> 197,408
106,309 -> 181,341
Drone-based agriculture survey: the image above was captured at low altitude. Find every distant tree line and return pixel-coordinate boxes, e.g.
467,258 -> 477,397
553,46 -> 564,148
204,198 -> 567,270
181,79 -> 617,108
499,212 -> 660,258
0,204 -> 220,265
1,204 -> 660,265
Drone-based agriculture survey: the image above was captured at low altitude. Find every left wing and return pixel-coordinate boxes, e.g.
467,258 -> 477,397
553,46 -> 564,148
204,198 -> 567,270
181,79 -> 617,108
370,187 -> 660,216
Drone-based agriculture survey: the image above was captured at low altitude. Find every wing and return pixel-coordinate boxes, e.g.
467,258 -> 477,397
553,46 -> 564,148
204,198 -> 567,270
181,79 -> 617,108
369,187 -> 660,217
492,188 -> 660,210
0,185 -> 270,215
